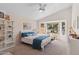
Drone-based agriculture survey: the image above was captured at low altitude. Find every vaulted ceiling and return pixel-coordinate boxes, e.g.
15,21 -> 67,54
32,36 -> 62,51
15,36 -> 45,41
0,3 -> 72,20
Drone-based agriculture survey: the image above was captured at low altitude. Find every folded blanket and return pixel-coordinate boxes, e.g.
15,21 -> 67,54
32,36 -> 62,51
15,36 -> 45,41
32,35 -> 49,49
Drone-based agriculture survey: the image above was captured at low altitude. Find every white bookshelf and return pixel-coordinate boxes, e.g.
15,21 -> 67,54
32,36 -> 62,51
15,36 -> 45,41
0,18 -> 14,51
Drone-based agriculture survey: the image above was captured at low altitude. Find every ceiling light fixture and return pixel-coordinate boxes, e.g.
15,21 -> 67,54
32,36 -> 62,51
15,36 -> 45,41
39,3 -> 46,12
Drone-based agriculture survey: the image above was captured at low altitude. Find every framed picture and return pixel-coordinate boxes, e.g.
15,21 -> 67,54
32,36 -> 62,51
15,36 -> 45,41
0,12 -> 4,18
23,23 -> 31,30
41,23 -> 44,28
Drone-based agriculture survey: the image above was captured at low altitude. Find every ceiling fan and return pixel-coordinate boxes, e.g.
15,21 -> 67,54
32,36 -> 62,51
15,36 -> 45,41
39,3 -> 47,12
27,3 -> 47,12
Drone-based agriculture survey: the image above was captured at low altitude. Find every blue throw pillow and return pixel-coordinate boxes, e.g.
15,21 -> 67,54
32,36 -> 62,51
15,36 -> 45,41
21,32 -> 36,37
21,32 -> 28,37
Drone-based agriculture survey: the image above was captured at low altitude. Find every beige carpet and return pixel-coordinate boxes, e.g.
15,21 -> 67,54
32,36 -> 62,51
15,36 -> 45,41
5,39 -> 70,55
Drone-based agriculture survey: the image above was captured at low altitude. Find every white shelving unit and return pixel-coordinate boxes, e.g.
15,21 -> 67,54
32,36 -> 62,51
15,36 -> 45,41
0,18 -> 15,51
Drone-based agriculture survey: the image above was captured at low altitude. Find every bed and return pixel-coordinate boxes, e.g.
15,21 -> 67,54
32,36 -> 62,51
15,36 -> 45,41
21,31 -> 51,50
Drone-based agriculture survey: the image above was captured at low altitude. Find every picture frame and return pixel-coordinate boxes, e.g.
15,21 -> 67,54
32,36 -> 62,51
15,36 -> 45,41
41,23 -> 44,28
23,23 -> 31,30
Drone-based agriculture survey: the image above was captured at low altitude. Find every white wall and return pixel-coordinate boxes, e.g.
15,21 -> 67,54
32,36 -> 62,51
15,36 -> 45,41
70,3 -> 79,55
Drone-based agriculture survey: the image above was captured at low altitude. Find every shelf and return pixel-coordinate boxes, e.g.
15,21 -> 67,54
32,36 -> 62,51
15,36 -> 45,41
5,41 -> 14,44
0,45 -> 14,52
0,39 -> 4,42
0,35 -> 4,37
5,42 -> 15,48
6,30 -> 13,32
0,41 -> 4,43
0,19 -> 14,51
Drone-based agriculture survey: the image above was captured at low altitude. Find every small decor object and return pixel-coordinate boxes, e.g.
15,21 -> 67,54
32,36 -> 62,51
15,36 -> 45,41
0,27 -> 1,30
4,15 -> 10,20
8,26 -> 12,28
0,12 -> 4,18
8,35 -> 12,38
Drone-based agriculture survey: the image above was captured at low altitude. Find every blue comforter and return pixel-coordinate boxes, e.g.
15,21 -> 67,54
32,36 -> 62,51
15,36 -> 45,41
32,35 -> 49,49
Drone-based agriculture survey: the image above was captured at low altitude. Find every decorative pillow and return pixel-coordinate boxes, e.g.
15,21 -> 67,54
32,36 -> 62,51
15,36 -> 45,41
21,32 -> 28,37
21,32 -> 36,37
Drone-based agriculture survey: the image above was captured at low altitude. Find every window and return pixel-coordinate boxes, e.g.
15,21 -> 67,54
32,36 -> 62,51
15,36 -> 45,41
47,23 -> 59,34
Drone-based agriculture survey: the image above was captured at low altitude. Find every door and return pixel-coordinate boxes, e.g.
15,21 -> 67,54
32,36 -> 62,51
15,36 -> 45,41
59,20 -> 67,39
